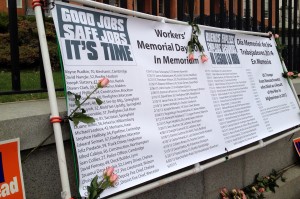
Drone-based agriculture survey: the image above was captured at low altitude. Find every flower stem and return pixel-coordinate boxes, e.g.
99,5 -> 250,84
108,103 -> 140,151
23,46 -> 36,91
22,131 -> 53,163
68,86 -> 99,118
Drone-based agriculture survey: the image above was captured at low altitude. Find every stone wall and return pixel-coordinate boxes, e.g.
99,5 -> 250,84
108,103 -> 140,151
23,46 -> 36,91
1,98 -> 300,199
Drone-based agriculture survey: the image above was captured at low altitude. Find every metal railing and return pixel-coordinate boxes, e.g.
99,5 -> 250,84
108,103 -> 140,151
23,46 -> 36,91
1,0 -> 299,96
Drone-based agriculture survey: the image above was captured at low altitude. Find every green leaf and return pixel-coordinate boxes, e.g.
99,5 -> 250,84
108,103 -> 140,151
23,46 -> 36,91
269,186 -> 276,193
71,116 -> 80,126
254,173 -> 260,181
75,99 -> 80,108
257,176 -> 263,182
67,91 -> 74,95
270,175 -> 276,180
75,94 -> 81,100
258,182 -> 264,187
90,190 -> 97,199
196,42 -> 203,52
281,177 -> 286,182
192,36 -> 197,44
271,169 -> 276,174
194,24 -> 200,34
95,98 -> 103,105
72,112 -> 95,125
91,175 -> 98,188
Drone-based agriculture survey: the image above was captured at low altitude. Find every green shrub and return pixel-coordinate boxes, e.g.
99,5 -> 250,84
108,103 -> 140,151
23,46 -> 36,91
0,13 -> 60,70
19,45 -> 40,67
0,35 -> 10,67
0,13 -> 9,33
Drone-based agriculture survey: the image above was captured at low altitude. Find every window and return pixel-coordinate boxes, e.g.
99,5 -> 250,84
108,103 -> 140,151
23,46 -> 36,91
6,0 -> 22,8
264,1 -> 269,18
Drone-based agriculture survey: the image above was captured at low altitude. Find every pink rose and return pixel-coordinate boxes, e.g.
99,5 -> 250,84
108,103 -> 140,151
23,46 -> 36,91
258,188 -> 265,193
98,77 -> 109,88
274,34 -> 279,39
220,187 -> 229,197
188,53 -> 194,61
220,191 -> 226,197
298,73 -> 300,78
201,54 -> 208,63
103,166 -> 114,177
287,72 -> 294,77
238,190 -> 247,199
109,173 -> 118,184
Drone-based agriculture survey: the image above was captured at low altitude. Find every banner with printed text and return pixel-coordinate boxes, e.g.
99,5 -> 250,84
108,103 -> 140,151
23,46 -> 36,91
52,2 -> 300,197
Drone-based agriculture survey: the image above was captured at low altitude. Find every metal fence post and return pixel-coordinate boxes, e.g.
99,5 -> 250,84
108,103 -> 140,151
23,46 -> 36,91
8,0 -> 21,91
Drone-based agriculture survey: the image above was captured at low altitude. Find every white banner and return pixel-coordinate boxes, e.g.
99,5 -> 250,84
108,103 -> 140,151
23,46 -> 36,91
52,2 -> 300,197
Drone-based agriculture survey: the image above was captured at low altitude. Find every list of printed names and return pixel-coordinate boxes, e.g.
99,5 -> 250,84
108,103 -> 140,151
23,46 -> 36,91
65,69 -> 159,187
146,69 -> 217,168
205,69 -> 259,146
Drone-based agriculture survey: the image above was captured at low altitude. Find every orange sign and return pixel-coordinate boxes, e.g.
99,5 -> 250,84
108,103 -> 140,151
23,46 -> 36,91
0,138 -> 26,198
293,137 -> 300,157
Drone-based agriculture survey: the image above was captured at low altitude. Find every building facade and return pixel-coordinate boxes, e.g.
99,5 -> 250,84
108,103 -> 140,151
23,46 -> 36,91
0,0 -> 30,15
1,0 -> 278,27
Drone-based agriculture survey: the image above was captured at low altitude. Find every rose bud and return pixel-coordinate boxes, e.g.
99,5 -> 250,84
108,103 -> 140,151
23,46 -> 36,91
188,53 -> 194,61
287,72 -> 294,77
103,166 -> 114,177
201,54 -> 209,63
109,173 -> 118,185
98,77 -> 109,88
